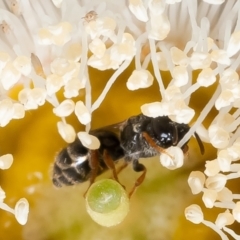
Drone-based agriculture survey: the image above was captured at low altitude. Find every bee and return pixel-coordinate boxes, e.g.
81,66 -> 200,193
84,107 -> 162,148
52,114 -> 204,196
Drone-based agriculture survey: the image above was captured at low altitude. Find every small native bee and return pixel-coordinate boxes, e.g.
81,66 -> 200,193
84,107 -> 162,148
82,10 -> 98,23
52,114 -> 204,196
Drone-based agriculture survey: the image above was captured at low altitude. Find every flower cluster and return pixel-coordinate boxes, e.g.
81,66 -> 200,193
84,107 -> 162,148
1,0 -> 240,238
0,154 -> 29,225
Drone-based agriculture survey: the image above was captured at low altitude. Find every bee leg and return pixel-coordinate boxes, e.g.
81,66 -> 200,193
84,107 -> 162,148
83,150 -> 99,197
103,150 -> 125,189
109,162 -> 128,181
115,161 -> 128,175
142,132 -> 174,159
182,144 -> 189,154
128,159 -> 146,198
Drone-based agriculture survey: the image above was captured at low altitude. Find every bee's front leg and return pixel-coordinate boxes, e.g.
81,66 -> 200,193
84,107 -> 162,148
128,159 -> 146,198
142,132 -> 173,159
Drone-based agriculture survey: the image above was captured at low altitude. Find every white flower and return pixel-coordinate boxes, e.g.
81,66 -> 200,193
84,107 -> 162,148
0,154 -> 13,170
77,132 -> 100,150
14,198 -> 29,225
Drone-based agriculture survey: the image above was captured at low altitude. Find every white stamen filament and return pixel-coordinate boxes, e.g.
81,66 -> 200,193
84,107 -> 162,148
178,85 -> 221,148
91,59 -> 132,112
222,227 -> 240,240
202,220 -> 229,240
214,202 -> 235,209
149,38 -> 165,99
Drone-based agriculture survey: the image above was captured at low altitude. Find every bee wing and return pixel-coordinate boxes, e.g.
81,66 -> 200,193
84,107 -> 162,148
91,119 -> 128,134
31,53 -> 46,78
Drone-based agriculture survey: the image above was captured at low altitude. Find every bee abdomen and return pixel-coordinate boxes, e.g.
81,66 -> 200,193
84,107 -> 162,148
52,148 -> 91,187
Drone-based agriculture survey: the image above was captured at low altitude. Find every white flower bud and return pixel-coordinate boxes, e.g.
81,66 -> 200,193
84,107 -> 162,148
141,102 -> 166,118
148,0 -> 165,15
53,100 -> 75,117
190,52 -> 211,70
75,101 -> 91,125
14,198 -> 29,225
219,68 -> 238,89
159,146 -> 184,170
13,56 -> 31,76
215,90 -> 235,110
185,204 -> 204,224
197,68 -> 216,87
57,121 -> 76,143
217,187 -> 233,202
149,14 -> 170,40
0,154 -> 13,170
215,210 -> 234,229
0,51 -> 10,71
12,103 -> 25,119
0,187 -> 6,203
64,78 -> 85,98
0,99 -> 14,127
232,202 -> 240,222
129,0 -> 149,22
89,38 -> 106,58
46,74 -> 63,95
1,62 -> 21,90
173,106 -> 195,124
217,149 -> 232,172
205,174 -> 227,192
202,189 -> 217,208
77,132 -> 100,150
226,30 -> 240,57
209,125 -> 230,149
170,47 -> 189,66
172,66 -> 189,87
188,171 -> 205,195
210,50 -> 230,65
64,43 -> 82,62
30,88 -> 47,106
204,160 -> 220,176
155,52 -> 168,71
50,58 -> 79,82
127,69 -> 153,90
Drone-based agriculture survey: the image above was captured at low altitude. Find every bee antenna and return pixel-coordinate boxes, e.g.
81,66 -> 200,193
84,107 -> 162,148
172,123 -> 178,146
194,132 -> 205,155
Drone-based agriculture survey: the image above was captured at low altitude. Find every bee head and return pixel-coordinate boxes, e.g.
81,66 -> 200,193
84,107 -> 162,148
151,116 -> 190,148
